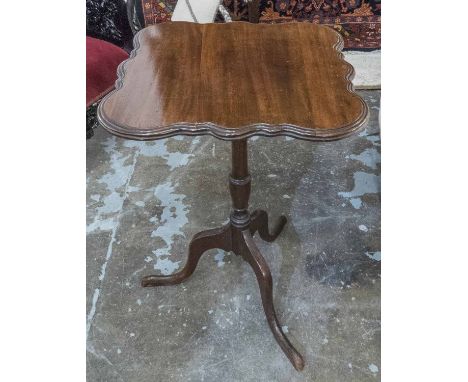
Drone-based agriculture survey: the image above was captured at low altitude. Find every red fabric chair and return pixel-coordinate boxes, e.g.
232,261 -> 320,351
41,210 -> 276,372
86,36 -> 129,108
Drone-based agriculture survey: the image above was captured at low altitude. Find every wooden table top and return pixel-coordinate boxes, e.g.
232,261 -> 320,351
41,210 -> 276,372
97,22 -> 368,141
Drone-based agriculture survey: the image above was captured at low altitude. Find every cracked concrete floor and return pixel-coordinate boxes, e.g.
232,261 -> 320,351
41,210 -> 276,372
86,90 -> 381,381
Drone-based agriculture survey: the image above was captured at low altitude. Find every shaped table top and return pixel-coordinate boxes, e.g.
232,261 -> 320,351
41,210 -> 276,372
97,22 -> 368,141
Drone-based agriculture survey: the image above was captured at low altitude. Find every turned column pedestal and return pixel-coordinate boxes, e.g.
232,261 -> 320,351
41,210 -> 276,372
141,139 -> 304,370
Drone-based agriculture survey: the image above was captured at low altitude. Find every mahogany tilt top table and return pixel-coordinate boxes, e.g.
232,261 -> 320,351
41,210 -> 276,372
98,21 -> 368,371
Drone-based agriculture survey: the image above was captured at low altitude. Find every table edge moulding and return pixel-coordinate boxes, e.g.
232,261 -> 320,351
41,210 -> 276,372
97,21 -> 369,142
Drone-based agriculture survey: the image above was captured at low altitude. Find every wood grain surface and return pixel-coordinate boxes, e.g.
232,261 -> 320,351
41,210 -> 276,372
97,21 -> 368,141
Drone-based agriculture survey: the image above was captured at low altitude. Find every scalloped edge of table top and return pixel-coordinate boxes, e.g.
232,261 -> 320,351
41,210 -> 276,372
97,22 -> 369,142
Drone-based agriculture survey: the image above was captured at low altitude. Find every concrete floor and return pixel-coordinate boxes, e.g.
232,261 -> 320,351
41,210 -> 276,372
87,91 -> 381,381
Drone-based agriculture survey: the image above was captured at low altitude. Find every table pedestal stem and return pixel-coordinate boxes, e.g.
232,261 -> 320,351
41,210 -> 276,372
141,139 -> 305,371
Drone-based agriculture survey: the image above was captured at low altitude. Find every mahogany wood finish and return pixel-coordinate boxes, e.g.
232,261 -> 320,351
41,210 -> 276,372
142,140 -> 304,370
97,21 -> 369,371
97,22 -> 368,141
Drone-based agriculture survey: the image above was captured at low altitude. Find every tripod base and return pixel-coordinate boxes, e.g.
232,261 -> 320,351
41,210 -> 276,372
142,210 -> 304,371
142,140 -> 305,371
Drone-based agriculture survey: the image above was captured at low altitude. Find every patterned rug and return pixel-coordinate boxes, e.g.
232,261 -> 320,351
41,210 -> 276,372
142,0 -> 178,24
224,0 -> 381,50
141,0 -> 381,50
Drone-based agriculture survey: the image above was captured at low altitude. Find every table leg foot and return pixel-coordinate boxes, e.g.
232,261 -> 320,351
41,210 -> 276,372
241,230 -> 305,371
141,225 -> 232,287
250,209 -> 287,243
